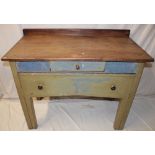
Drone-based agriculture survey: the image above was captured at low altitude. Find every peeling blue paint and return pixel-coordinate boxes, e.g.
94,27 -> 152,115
50,61 -> 105,71
16,61 -> 137,73
72,78 -> 108,93
16,61 -> 50,72
105,62 -> 137,73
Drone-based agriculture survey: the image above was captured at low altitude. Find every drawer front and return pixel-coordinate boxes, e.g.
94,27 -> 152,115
105,62 -> 137,73
16,61 -> 50,72
50,61 -> 106,72
16,61 -> 137,73
19,73 -> 135,98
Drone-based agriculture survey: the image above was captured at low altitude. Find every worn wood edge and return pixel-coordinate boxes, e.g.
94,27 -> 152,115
1,37 -> 23,62
129,38 -> 154,62
23,29 -> 130,37
2,57 -> 154,62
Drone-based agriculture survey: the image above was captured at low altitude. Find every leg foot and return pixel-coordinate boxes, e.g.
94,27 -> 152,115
24,97 -> 38,129
114,98 -> 133,130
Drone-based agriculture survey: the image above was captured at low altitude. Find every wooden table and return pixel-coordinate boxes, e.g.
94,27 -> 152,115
1,29 -> 154,130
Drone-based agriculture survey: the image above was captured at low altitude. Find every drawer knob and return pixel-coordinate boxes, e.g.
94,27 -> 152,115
76,64 -> 80,70
111,85 -> 116,91
38,85 -> 43,90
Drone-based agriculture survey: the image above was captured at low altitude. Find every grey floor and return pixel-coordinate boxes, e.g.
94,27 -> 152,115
0,95 -> 155,131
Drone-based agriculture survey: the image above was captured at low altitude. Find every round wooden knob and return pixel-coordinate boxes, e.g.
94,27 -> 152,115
111,85 -> 116,91
38,85 -> 43,90
76,64 -> 80,70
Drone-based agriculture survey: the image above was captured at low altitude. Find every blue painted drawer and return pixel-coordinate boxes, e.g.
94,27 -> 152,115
50,61 -> 106,72
16,61 -> 137,73
16,61 -> 50,72
104,62 -> 137,73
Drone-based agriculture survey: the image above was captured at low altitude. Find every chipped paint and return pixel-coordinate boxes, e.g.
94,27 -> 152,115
16,61 -> 137,73
19,73 -> 135,99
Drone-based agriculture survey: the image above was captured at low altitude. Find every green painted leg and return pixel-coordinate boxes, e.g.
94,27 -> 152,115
9,62 -> 38,129
114,63 -> 144,130
24,96 -> 38,129
114,97 -> 133,130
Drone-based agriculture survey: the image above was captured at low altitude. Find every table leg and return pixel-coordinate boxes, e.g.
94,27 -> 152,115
9,62 -> 38,129
24,96 -> 38,129
114,97 -> 134,130
114,63 -> 144,130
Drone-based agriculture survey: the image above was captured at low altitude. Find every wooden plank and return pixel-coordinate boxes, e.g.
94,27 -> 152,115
23,29 -> 130,37
1,29 -> 154,62
19,73 -> 135,99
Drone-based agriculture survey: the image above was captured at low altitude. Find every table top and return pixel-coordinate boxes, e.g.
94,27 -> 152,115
1,29 -> 154,62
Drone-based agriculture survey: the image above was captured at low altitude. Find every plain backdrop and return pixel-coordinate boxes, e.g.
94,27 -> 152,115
0,24 -> 155,98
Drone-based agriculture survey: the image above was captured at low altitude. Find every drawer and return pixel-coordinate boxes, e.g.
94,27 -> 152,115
19,73 -> 135,98
16,61 -> 50,72
16,61 -> 137,73
105,62 -> 137,73
50,61 -> 106,72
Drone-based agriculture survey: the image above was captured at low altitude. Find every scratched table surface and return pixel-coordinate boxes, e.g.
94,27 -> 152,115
1,29 -> 154,62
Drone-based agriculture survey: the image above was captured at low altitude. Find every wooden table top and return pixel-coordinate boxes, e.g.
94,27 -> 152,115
1,29 -> 154,62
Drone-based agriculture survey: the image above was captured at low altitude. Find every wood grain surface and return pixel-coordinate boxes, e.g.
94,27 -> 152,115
23,29 -> 130,37
1,29 -> 154,62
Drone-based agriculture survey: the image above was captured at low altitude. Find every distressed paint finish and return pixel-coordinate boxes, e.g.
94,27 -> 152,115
10,61 -> 144,130
3,29 -> 153,130
17,66 -> 143,130
16,61 -> 50,72
104,62 -> 137,73
16,61 -> 137,73
49,61 -> 106,72
19,73 -> 135,99
114,63 -> 144,130
9,62 -> 38,129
